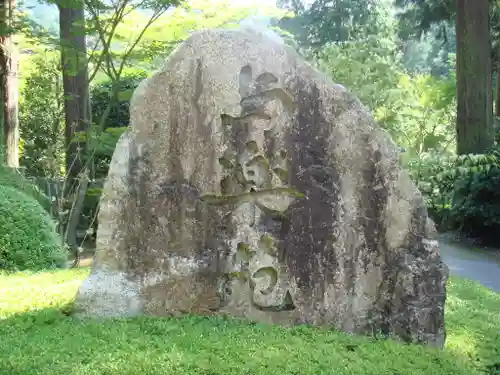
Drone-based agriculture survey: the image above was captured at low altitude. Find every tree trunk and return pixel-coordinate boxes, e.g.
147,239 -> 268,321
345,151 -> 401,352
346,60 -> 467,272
495,58 -> 500,144
455,0 -> 493,155
496,67 -> 500,117
0,0 -> 19,167
58,1 -> 90,178
58,1 -> 91,264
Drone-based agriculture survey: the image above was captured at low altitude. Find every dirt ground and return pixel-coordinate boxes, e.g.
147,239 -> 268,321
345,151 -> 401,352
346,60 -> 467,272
66,248 -> 95,268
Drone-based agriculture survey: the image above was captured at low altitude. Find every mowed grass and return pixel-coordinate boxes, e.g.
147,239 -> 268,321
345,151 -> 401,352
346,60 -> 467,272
0,268 -> 499,375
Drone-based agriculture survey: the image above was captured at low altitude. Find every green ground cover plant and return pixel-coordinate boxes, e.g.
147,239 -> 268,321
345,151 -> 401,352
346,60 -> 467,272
0,268 -> 498,375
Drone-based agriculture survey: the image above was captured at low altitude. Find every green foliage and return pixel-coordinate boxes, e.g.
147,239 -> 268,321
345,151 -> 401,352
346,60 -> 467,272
90,71 -> 142,177
87,0 -> 288,75
407,152 -> 453,224
278,0 -> 395,47
451,152 -> 500,244
0,185 -> 66,272
20,0 -> 59,33
1,269 -> 499,374
88,126 -> 128,178
86,71 -> 143,217
316,36 -> 456,156
0,165 -> 51,211
91,70 -> 148,129
316,35 -> 402,111
395,0 -> 500,66
407,151 -> 500,237
19,52 -> 64,179
400,22 -> 456,76
394,0 -> 455,39
379,71 -> 456,159
85,126 -> 127,234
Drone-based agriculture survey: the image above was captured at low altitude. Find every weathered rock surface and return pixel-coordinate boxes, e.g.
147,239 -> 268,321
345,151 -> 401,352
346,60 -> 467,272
74,27 -> 449,348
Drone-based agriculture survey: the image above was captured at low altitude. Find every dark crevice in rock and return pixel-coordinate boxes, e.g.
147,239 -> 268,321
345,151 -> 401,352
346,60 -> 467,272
167,83 -> 185,183
355,131 -> 394,336
358,145 -> 389,271
283,80 -> 341,297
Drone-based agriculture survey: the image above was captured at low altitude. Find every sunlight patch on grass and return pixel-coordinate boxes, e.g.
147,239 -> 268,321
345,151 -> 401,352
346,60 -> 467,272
0,268 -> 88,318
444,277 -> 500,373
445,327 -> 480,359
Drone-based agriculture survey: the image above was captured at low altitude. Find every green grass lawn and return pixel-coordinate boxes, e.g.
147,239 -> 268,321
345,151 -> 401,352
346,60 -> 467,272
0,268 -> 499,375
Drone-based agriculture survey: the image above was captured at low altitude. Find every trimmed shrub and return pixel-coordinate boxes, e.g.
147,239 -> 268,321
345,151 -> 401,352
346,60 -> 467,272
451,162 -> 500,245
0,165 -> 51,211
407,150 -> 500,245
0,185 -> 67,272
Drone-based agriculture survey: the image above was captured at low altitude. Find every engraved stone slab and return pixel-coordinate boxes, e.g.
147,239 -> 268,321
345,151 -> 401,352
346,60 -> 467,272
74,27 -> 449,348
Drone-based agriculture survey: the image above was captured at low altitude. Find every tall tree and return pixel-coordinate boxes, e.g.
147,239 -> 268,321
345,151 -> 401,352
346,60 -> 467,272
396,0 -> 494,154
58,0 -> 90,178
278,0 -> 394,48
57,0 -> 91,265
455,0 -> 493,154
0,0 -> 19,167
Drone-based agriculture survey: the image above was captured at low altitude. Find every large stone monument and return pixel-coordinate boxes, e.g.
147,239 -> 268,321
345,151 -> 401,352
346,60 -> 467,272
74,27 -> 449,348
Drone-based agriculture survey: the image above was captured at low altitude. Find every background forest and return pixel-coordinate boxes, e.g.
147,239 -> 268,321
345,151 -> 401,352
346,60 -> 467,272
0,0 -> 498,268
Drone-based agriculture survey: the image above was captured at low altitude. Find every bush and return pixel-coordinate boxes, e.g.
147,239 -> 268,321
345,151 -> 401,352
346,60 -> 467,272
0,185 -> 67,272
407,151 -> 500,244
87,126 -> 128,179
91,71 -> 148,129
450,153 -> 500,245
0,165 -> 51,211
19,52 -> 65,179
406,151 -> 456,227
